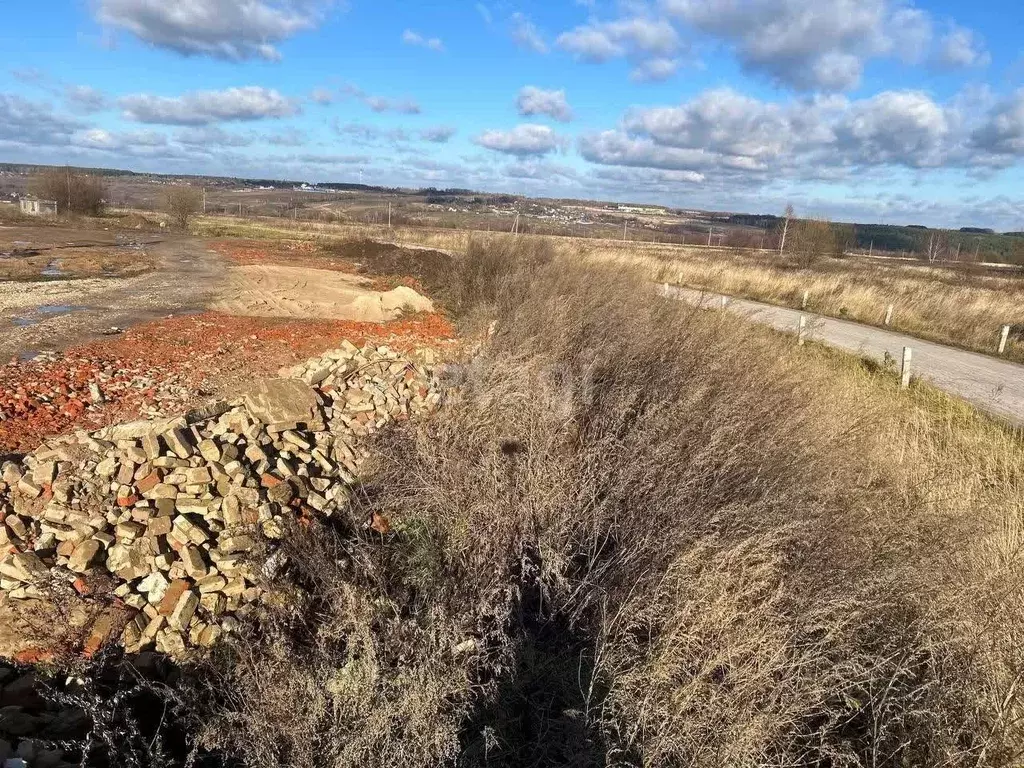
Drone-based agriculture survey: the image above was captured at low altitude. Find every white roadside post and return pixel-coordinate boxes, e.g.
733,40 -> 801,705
720,295 -> 728,309
884,304 -> 894,326
797,315 -> 807,346
801,290 -> 809,309
900,347 -> 912,389
999,325 -> 1011,355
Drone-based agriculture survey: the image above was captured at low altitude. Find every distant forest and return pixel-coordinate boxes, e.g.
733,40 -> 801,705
725,213 -> 1024,264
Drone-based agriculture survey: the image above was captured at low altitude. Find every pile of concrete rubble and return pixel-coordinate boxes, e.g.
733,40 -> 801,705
0,341 -> 441,660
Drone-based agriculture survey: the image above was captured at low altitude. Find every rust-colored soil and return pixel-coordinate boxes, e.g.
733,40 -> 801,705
0,311 -> 454,455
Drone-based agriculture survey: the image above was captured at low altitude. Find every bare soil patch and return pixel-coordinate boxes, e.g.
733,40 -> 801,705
210,264 -> 434,322
0,311 -> 454,455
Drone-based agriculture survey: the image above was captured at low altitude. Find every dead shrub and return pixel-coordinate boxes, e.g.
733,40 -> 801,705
196,245 -> 1023,767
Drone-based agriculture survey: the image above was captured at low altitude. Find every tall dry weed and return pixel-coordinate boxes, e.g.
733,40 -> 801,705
199,236 -> 1024,767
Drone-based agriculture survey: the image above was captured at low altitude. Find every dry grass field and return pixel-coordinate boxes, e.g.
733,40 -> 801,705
183,235 -> 1024,767
646,247 -> 1024,362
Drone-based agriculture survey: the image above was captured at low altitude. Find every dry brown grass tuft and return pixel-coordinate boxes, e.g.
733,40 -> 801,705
197,235 -> 1024,767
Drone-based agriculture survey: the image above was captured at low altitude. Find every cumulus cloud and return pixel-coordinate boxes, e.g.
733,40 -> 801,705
120,87 -> 300,125
474,124 -> 564,155
971,90 -> 1024,157
402,29 -> 444,52
936,24 -> 990,69
833,90 -> 953,167
579,86 -> 1002,185
557,17 -> 680,62
72,128 -> 168,151
630,57 -> 681,82
94,0 -> 330,61
511,13 -> 548,53
0,93 -> 81,146
64,85 -> 109,114
341,84 -> 421,114
420,125 -> 457,143
661,0 -> 937,91
516,86 -> 573,122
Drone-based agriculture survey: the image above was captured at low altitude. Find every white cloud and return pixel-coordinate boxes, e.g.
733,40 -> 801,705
579,86 -> 999,184
420,125 -> 457,143
971,90 -> 1024,157
65,85 -> 108,114
630,57 -> 681,82
661,0 -> 940,91
558,17 -> 679,62
120,86 -> 300,125
833,90 -> 953,167
474,124 -> 564,155
310,87 -> 334,105
936,25 -> 990,69
341,84 -> 421,114
402,30 -> 444,52
95,0 -> 331,61
0,93 -> 81,146
511,13 -> 548,53
516,86 -> 573,122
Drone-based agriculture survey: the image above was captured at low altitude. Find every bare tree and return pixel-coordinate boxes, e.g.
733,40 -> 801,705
778,204 -> 794,254
788,218 -> 837,269
29,168 -> 105,215
165,186 -> 203,230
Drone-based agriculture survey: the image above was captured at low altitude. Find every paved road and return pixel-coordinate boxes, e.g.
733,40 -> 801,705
663,285 -> 1024,427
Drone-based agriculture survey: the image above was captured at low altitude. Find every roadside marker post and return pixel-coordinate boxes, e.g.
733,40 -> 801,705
884,304 -> 894,326
720,295 -> 728,309
999,325 -> 1011,355
801,290 -> 809,309
900,347 -> 912,389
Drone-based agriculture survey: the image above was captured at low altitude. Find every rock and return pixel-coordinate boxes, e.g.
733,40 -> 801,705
168,589 -> 198,630
243,379 -> 324,431
163,428 -> 194,460
67,540 -> 101,573
0,554 -> 48,584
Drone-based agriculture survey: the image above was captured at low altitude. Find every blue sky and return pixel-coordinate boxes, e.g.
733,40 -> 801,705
1,0 -> 1022,228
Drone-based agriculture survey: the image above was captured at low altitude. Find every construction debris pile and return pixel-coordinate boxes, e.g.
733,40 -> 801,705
0,341 -> 441,660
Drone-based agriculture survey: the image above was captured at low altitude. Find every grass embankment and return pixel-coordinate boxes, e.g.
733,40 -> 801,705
192,236 -> 1024,766
644,246 -> 1024,363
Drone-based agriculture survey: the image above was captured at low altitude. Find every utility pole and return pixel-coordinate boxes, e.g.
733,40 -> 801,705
622,220 -> 627,242
202,187 -> 206,214
868,240 -> 873,257
707,227 -> 713,247
388,201 -> 392,228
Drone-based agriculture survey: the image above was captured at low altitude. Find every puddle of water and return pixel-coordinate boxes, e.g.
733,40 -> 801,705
41,260 -> 64,277
12,305 -> 86,327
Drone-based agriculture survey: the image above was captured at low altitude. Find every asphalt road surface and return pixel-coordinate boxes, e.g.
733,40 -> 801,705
663,285 -> 1024,427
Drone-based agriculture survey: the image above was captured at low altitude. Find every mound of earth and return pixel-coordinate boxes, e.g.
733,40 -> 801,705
211,264 -> 434,322
325,239 -> 454,298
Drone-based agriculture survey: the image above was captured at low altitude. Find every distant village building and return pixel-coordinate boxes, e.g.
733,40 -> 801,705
19,197 -> 58,216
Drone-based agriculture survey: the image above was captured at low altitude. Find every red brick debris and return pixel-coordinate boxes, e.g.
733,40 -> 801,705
0,311 -> 455,455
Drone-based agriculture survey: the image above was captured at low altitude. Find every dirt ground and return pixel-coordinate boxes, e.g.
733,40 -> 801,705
0,236 -> 224,361
211,264 -> 433,322
0,227 -> 457,454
